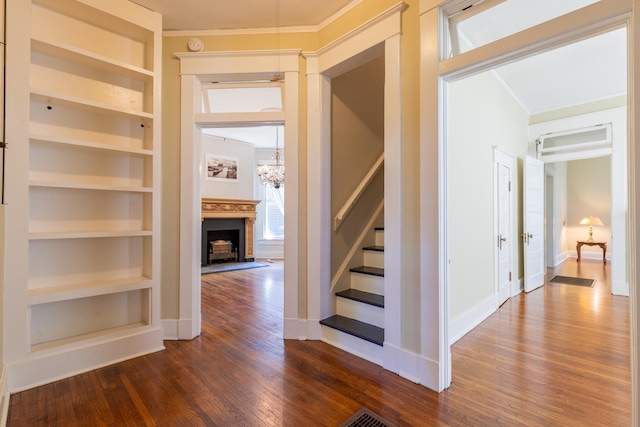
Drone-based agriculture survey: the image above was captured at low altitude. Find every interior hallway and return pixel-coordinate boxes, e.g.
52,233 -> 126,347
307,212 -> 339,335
7,259 -> 630,426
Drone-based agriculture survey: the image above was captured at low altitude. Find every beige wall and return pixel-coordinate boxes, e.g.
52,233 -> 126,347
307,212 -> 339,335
331,55 -> 384,276
160,0 -> 422,326
448,69 -> 529,321
567,156 -> 612,252
160,35 -> 315,319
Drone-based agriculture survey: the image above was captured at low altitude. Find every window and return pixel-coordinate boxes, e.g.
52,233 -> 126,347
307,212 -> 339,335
202,83 -> 283,113
446,0 -> 601,57
537,124 -> 612,163
262,184 -> 284,240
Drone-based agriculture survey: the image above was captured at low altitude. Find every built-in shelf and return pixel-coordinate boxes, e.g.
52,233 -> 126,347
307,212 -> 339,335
30,134 -> 153,157
29,180 -> 153,193
31,37 -> 154,81
5,0 -> 161,390
30,322 -> 149,353
28,230 -> 152,240
30,88 -> 154,120
28,276 -> 153,305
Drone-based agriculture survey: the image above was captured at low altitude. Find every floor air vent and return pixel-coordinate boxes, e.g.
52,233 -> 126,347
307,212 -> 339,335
339,408 -> 397,427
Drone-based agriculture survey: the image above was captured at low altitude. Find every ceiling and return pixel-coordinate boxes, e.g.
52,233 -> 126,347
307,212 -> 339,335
128,0 -> 355,31
135,0 -> 626,145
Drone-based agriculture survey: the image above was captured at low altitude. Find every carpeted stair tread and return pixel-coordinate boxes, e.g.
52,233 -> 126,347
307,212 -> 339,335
336,289 -> 384,308
320,315 -> 384,346
363,245 -> 384,252
350,266 -> 384,277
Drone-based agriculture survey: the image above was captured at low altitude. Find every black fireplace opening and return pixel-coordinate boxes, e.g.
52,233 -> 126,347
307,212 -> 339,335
202,218 -> 251,266
208,229 -> 239,264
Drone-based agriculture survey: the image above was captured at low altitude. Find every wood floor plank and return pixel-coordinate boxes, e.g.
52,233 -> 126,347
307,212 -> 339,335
7,259 -> 630,426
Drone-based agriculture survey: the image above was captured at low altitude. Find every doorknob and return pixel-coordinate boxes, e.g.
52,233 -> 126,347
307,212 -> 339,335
498,234 -> 507,249
521,232 -> 533,244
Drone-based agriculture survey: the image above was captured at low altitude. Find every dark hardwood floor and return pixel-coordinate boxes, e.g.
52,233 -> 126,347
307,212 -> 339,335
8,259 -> 630,426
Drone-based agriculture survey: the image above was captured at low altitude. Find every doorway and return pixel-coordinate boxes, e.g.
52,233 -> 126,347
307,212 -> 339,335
177,50 -> 301,340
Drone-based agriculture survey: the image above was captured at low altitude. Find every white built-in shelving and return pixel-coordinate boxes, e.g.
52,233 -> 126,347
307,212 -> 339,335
4,0 -> 162,390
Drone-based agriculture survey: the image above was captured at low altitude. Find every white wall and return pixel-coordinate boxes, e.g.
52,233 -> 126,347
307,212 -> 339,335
529,107 -> 627,295
545,162 -> 569,267
448,70 -> 529,324
200,133 -> 255,200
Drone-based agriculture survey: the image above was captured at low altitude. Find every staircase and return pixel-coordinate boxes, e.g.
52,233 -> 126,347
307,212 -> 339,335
320,227 -> 385,364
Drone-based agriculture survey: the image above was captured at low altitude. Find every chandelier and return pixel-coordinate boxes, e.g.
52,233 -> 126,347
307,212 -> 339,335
257,127 -> 285,189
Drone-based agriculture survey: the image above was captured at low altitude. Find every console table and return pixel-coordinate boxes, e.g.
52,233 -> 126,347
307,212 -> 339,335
576,241 -> 607,264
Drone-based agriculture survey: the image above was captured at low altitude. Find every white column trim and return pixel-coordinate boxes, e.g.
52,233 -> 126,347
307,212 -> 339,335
420,6 -> 450,392
630,0 -> 639,423
179,74 -> 202,340
382,33 -> 402,375
306,67 -> 332,339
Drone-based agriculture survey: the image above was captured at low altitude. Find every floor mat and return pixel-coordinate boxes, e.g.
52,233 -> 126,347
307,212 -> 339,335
549,275 -> 595,287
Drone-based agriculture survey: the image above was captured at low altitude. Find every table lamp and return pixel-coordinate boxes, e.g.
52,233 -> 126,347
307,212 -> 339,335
579,216 -> 603,242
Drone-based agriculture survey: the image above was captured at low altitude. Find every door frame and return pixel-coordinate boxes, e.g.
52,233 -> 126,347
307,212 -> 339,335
545,170 -> 555,268
493,147 -> 515,305
419,0 -> 636,405
175,50 -> 301,340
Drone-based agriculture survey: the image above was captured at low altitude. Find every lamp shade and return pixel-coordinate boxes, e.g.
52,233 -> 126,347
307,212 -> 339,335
579,216 -> 604,226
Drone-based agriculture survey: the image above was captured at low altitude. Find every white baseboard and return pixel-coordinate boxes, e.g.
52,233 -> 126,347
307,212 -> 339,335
388,347 -> 441,392
512,277 -> 524,296
383,342 -> 401,374
568,250 -> 610,262
162,319 -> 179,340
612,279 -> 630,297
552,251 -> 569,267
449,294 -> 496,345
284,318 -> 313,340
7,327 -> 164,393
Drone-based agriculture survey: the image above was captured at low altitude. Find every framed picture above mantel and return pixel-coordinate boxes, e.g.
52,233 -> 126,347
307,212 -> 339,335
205,154 -> 238,182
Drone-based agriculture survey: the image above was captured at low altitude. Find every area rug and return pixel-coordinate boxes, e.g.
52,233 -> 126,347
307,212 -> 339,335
549,275 -> 595,287
201,261 -> 268,275
339,408 -> 397,427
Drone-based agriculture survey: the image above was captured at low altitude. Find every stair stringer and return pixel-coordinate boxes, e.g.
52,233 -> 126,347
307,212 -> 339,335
330,201 -> 384,294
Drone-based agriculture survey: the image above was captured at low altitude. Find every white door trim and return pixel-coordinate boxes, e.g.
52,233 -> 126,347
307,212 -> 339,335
176,50 -> 301,340
304,3 -> 409,380
419,0 -> 634,400
494,147 -> 515,305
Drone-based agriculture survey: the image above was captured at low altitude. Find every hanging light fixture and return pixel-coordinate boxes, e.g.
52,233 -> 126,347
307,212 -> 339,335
257,127 -> 285,189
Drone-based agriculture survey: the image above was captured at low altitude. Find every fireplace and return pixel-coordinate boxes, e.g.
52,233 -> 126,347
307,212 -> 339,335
201,218 -> 245,266
201,198 -> 260,266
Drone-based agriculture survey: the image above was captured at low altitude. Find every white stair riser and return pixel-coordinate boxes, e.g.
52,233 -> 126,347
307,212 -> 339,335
351,272 -> 384,295
364,250 -> 384,269
336,298 -> 384,328
321,326 -> 383,366
375,229 -> 384,246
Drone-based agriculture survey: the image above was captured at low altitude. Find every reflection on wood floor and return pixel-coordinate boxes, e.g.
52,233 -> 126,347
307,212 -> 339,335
449,258 -> 629,425
7,259 -> 630,426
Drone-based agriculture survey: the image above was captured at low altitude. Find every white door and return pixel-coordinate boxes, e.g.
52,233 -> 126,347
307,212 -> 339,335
524,156 -> 545,292
495,149 -> 513,306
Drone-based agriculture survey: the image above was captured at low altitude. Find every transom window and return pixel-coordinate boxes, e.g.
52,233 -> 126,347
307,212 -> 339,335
446,0 -> 601,57
202,82 -> 283,114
